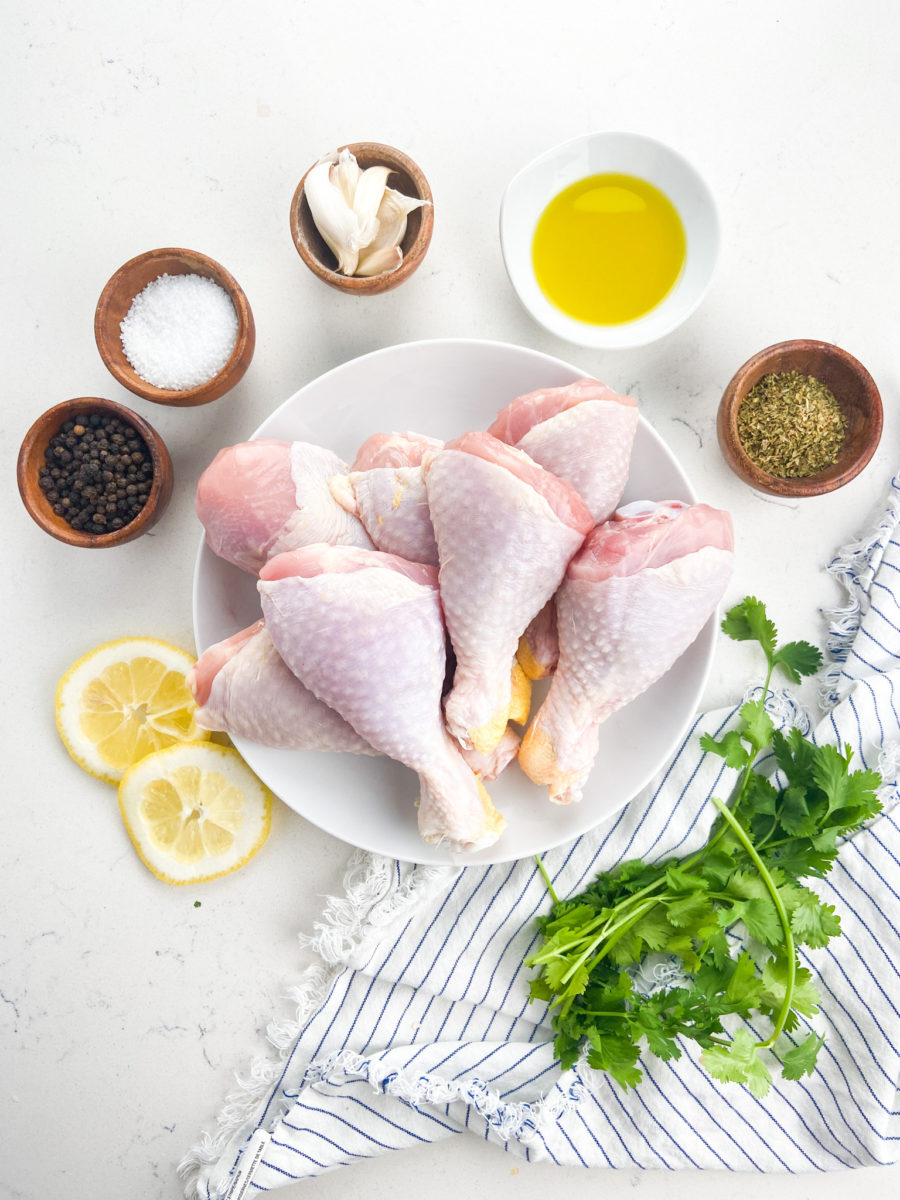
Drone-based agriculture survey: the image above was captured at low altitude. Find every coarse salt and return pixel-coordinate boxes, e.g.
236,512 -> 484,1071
119,273 -> 239,390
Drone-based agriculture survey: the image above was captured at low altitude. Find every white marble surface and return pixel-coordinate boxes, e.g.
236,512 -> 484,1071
3,2 -> 899,1197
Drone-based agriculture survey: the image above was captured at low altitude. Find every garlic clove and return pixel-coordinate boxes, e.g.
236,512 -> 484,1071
304,159 -> 361,275
356,245 -> 403,277
365,187 -> 430,255
353,166 -> 393,242
331,147 -> 361,209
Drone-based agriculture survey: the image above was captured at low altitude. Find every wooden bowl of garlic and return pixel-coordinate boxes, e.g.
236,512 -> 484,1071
290,143 -> 434,294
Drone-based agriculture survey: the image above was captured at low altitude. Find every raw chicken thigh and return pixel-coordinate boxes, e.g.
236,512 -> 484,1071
518,501 -> 734,804
268,443 -> 373,558
425,432 -> 594,754
196,440 -> 371,574
188,621 -> 376,755
488,378 -> 638,523
258,544 -> 506,851
195,440 -> 297,574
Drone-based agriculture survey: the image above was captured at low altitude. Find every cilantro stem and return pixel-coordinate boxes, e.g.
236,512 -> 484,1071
534,854 -> 559,904
582,898 -> 662,976
711,796 -> 796,1049
694,664 -> 777,863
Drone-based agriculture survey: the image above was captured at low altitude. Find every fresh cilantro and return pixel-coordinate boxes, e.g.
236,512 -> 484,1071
527,598 -> 880,1096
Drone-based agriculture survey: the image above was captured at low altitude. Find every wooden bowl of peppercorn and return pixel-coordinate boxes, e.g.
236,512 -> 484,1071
717,339 -> 883,498
16,397 -> 174,548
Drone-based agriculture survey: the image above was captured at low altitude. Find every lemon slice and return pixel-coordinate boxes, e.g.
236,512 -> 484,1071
119,742 -> 272,885
56,637 -> 208,784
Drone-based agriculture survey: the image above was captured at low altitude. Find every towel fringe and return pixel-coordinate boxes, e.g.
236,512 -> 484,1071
298,848 -> 455,965
179,847 -> 452,1198
744,684 -> 812,734
177,959 -> 338,1195
305,1049 -> 584,1144
819,479 -> 900,710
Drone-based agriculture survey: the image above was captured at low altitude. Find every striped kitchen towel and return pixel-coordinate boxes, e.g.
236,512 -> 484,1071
181,474 -> 900,1196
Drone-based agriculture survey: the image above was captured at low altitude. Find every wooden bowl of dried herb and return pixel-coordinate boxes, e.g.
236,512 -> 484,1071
717,339 -> 882,497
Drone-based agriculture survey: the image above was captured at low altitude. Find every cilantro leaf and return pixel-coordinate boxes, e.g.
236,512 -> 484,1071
780,1032 -> 824,1080
721,597 -> 777,661
812,744 -> 882,827
739,698 -> 775,753
787,888 -> 842,948
529,976 -> 554,1002
779,785 -> 815,837
701,730 -> 751,769
730,897 -> 784,947
772,640 -> 823,682
585,1028 -> 644,1090
701,1028 -> 773,1097
667,892 -> 714,929
725,952 -> 764,1007
759,959 -> 820,1017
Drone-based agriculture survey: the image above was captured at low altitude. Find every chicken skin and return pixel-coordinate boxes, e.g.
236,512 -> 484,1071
425,432 -> 593,755
519,501 -> 734,804
488,378 -> 639,524
188,621 -> 376,755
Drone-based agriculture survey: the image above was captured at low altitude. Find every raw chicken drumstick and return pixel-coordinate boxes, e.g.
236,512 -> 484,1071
518,501 -> 734,804
490,379 -> 639,681
258,544 -> 506,851
196,440 -> 371,574
189,619 -> 518,782
425,432 -> 594,755
188,621 -> 376,755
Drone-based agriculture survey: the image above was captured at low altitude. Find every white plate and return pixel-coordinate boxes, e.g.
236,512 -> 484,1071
500,132 -> 720,349
193,339 -> 715,866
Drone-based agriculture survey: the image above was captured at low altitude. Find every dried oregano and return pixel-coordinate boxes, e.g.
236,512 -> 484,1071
737,371 -> 846,478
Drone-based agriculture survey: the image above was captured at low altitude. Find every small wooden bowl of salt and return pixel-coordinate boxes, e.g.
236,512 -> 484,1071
94,248 -> 255,407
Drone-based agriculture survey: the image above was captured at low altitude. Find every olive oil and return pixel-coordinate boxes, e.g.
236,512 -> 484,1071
532,173 -> 686,325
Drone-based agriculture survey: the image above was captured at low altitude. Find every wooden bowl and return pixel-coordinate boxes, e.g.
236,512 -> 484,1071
17,397 -> 174,548
290,142 -> 434,295
94,247 -> 255,407
717,339 -> 882,497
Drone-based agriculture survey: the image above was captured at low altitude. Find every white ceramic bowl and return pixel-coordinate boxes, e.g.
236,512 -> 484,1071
500,132 -> 720,349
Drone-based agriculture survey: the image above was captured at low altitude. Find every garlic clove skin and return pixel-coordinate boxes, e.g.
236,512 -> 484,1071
356,245 -> 403,277
304,159 -> 361,275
